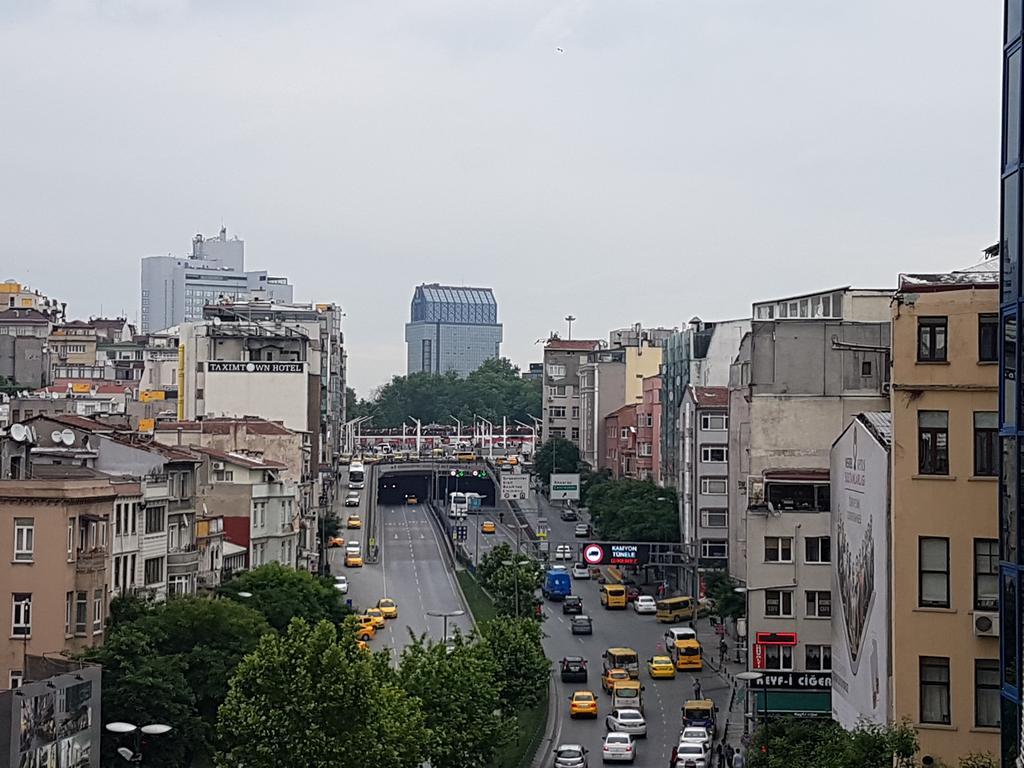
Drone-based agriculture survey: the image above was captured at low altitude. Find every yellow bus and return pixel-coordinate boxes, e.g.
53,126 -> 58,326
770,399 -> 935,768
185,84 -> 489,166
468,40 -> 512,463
655,596 -> 695,623
671,639 -> 703,671
600,584 -> 627,610
603,647 -> 640,679
456,452 -> 476,462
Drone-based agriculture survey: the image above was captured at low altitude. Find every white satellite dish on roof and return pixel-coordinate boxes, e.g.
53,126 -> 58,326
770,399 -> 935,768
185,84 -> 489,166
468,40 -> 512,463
61,429 -> 75,446
10,423 -> 27,442
51,430 -> 63,444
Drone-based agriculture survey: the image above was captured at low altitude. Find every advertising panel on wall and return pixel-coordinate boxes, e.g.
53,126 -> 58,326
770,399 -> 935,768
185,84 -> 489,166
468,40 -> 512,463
830,414 -> 890,728
203,360 -> 309,433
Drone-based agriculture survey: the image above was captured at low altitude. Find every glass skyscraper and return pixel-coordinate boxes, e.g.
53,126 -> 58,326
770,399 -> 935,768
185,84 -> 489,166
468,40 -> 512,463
405,283 -> 502,377
1001,3 -> 1024,765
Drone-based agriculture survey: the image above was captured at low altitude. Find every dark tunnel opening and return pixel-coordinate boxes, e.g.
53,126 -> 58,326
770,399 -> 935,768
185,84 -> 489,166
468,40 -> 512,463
375,470 -> 497,507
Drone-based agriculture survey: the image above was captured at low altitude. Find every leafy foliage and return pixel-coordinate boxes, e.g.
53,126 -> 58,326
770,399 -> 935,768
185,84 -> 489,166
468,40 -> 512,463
955,754 -> 998,768
219,562 -> 349,632
478,618 -> 551,713
587,479 -> 679,541
477,543 -> 544,618
703,570 -> 745,620
399,633 -> 510,768
745,717 -> 918,768
217,618 -> 428,768
357,358 -> 541,428
533,437 -> 583,483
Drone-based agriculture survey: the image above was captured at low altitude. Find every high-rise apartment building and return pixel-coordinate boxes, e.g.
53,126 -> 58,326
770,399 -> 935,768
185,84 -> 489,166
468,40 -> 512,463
404,284 -> 502,377
542,338 -> 600,443
140,227 -> 293,333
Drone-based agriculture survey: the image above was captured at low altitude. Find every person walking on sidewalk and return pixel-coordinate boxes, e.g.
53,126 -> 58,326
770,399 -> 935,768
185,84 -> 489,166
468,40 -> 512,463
731,750 -> 745,768
692,678 -> 703,699
719,638 -> 728,666
725,744 -> 735,765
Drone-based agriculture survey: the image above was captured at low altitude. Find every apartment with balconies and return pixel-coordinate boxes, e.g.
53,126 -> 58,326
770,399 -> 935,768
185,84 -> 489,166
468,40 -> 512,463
542,338 -> 601,445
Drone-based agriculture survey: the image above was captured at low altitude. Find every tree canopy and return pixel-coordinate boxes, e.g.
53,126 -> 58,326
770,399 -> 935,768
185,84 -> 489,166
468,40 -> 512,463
704,570 -> 746,621
476,542 -> 544,619
533,437 -> 584,482
745,717 -> 918,768
219,562 -> 349,632
477,618 -> 550,713
587,479 -> 679,542
353,357 -> 541,428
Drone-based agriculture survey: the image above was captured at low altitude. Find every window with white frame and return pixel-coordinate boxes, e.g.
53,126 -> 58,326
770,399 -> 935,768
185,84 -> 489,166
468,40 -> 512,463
764,536 -> 793,563
805,536 -> 831,564
764,645 -> 794,671
14,518 -> 34,561
547,364 -> 566,378
806,644 -> 832,671
700,540 -> 728,559
700,477 -> 728,495
9,670 -> 22,689
806,590 -> 832,618
764,590 -> 794,617
144,557 -> 164,585
67,518 -> 74,560
620,428 -> 629,439
65,592 -> 73,636
700,509 -> 728,528
11,593 -> 31,637
75,591 -> 87,635
701,413 -> 728,431
548,385 -> 566,397
93,589 -> 103,633
701,445 -> 728,463
638,443 -> 652,456
550,406 -> 566,418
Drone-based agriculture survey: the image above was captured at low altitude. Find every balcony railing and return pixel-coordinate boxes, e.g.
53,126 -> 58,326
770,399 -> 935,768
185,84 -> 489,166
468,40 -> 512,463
75,548 -> 107,573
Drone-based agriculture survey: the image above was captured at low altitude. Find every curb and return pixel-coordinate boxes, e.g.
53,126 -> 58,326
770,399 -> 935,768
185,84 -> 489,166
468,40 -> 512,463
530,676 -> 559,768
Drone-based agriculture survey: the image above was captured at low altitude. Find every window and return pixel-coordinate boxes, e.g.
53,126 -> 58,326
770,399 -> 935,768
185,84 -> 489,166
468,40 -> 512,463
975,659 -> 1001,728
919,537 -> 950,608
764,536 -> 793,563
700,509 -> 728,528
213,469 -> 235,482
764,590 -> 794,617
700,540 -> 727,559
979,314 -> 999,362
806,645 -> 832,672
917,317 -> 948,362
547,364 -> 566,379
570,427 -> 579,441
918,411 -> 949,475
861,360 -> 872,376
548,385 -> 566,397
764,645 -> 793,671
550,427 -> 566,439
75,592 -> 87,634
620,428 -> 628,439
974,412 -> 999,476
93,589 -> 103,633
14,518 -> 33,561
65,592 -> 73,635
638,443 -> 652,457
144,505 -> 165,534
701,413 -> 728,431
920,657 -> 951,725
11,593 -> 31,637
700,477 -> 727,495
805,536 -> 831,564
144,556 -> 164,585
67,518 -> 74,560
701,445 -> 727,462
9,670 -> 23,689
806,590 -> 832,618
550,406 -> 566,419
254,502 -> 266,528
974,539 -> 999,611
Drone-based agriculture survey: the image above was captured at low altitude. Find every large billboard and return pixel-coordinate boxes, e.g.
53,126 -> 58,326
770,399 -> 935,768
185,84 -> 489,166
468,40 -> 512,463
831,416 -> 889,728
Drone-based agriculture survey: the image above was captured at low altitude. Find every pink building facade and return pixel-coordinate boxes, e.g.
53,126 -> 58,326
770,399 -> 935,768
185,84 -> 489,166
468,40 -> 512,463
636,375 -> 662,483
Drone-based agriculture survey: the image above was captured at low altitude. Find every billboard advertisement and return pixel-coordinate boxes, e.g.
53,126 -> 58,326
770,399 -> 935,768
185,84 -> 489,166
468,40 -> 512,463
831,416 -> 889,728
581,542 -> 651,566
549,473 -> 581,500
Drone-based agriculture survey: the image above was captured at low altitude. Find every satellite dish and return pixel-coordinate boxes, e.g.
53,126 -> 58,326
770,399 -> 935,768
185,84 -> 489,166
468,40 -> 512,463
10,424 -> 27,442
212,316 -> 222,326
61,429 -> 75,446
51,431 -> 63,444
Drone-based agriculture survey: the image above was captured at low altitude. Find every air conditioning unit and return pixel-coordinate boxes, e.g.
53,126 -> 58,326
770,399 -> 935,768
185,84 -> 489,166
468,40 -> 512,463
212,461 -> 225,471
974,611 -> 999,638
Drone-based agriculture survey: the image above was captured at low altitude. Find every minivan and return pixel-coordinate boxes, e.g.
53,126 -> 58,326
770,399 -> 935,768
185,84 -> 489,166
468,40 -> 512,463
600,584 -> 627,610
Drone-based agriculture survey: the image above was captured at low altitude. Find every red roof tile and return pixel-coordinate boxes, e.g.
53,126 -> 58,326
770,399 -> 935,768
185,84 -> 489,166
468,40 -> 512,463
544,339 -> 601,351
153,418 -> 293,436
693,386 -> 729,408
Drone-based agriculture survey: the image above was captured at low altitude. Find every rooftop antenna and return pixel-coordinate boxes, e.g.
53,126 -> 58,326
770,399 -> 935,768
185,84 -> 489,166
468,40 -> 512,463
564,315 -> 576,340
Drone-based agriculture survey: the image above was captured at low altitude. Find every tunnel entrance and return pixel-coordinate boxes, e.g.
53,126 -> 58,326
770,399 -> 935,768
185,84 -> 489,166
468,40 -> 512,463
377,473 -> 431,505
375,468 -> 497,507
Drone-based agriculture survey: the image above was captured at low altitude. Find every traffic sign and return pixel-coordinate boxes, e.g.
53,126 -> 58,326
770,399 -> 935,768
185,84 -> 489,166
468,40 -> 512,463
500,473 -> 529,500
583,543 -> 605,564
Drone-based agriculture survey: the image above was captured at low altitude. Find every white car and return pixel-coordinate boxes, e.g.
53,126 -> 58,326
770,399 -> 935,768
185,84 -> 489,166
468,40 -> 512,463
345,492 -> 360,507
333,575 -> 348,594
665,627 -> 697,645
345,541 -> 361,556
601,732 -> 635,763
673,740 -> 708,768
572,563 -> 591,579
555,544 -> 573,561
679,727 -> 711,749
605,708 -> 646,737
632,596 -> 657,614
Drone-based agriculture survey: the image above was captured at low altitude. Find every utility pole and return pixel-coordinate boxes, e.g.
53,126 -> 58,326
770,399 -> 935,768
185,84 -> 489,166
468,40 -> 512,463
565,315 -> 576,340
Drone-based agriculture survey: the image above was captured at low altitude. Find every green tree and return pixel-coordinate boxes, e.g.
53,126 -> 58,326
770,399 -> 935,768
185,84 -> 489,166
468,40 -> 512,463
587,480 -> 679,541
219,562 -> 349,633
703,570 -> 745,621
217,618 -> 427,768
399,633 -> 509,768
533,437 -> 582,484
746,717 -> 917,768
956,754 -> 998,768
478,617 -> 551,713
476,543 -> 543,618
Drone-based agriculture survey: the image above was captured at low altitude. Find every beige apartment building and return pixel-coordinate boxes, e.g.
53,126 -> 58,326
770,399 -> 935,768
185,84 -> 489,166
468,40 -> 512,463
0,477 -> 130,690
889,259 -> 999,763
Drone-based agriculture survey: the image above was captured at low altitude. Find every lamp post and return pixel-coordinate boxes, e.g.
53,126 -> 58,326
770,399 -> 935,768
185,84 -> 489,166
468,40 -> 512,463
502,557 -> 532,617
426,609 -> 465,642
736,670 -> 768,756
105,721 -> 172,764
449,415 -> 463,446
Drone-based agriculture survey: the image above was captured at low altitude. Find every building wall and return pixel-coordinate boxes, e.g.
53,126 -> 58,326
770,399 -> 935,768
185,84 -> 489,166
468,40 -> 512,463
542,343 -> 599,443
623,346 -> 663,404
579,360 -> 625,470
728,333 -> 752,580
405,322 -> 503,377
694,404 -> 730,570
0,336 -> 48,388
636,376 -> 662,482
890,287 -> 999,762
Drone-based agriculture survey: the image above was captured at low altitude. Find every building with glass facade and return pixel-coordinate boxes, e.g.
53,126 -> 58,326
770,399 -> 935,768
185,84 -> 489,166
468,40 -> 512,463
1001,4 -> 1024,765
404,283 -> 502,377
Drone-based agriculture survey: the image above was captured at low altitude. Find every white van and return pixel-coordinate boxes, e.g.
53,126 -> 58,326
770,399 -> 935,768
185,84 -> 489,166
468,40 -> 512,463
664,627 -> 697,645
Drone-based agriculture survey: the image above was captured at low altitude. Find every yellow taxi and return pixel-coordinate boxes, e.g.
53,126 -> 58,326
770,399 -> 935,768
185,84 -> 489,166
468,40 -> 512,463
346,515 -> 362,529
481,521 -> 496,534
363,609 -> 386,629
601,667 -> 631,694
356,639 -> 369,652
328,536 -> 345,548
354,620 -> 375,642
647,655 -> 677,679
377,598 -> 398,619
345,551 -> 364,567
568,690 -> 598,719
406,496 -> 418,505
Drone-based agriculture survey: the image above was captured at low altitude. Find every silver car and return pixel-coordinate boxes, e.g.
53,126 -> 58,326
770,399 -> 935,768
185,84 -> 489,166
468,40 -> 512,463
672,741 -> 708,768
605,708 -> 646,737
333,575 -> 348,594
601,732 -> 635,763
552,744 -> 589,768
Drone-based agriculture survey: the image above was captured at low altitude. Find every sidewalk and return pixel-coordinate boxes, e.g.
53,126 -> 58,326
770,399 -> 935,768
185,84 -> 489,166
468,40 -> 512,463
694,614 -> 747,752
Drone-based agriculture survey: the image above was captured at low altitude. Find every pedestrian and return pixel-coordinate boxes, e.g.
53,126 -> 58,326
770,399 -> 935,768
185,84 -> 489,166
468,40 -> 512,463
719,638 -> 728,666
692,678 -> 702,699
725,744 -> 735,764
732,750 -> 745,768
714,743 -> 724,768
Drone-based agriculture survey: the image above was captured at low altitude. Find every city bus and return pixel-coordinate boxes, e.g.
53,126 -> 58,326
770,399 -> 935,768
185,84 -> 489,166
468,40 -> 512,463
348,462 -> 365,490
448,491 -> 468,519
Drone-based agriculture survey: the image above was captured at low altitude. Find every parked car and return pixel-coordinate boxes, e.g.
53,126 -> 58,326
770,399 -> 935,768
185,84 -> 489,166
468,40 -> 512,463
633,596 -> 657,614
605,708 -> 647,738
562,596 -> 584,615
570,615 -> 593,635
601,733 -> 635,763
555,544 -> 573,561
560,656 -> 589,683
552,744 -> 589,768
572,562 -> 591,579
574,522 -> 591,538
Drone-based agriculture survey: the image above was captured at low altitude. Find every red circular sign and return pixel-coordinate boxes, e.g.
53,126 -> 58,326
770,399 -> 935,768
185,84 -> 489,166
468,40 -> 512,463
583,544 -> 604,564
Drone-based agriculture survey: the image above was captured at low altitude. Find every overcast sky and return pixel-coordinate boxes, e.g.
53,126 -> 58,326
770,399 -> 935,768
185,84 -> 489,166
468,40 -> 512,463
0,1 -> 1001,395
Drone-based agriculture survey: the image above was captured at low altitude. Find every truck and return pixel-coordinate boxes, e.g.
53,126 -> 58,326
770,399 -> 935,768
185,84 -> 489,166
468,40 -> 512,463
542,569 -> 572,601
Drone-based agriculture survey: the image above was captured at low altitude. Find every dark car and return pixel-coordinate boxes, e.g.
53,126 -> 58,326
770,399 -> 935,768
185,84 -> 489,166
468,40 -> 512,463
560,508 -> 579,522
562,595 -> 584,615
570,615 -> 593,635
560,656 -> 589,683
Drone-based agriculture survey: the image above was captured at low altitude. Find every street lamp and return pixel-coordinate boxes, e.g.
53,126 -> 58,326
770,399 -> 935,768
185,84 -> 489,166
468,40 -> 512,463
501,557 -> 532,617
105,721 -> 172,763
426,609 -> 465,643
449,415 -> 463,446
736,670 -> 769,752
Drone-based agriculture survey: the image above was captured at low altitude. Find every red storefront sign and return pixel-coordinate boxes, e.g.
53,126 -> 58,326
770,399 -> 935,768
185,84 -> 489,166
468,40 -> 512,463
755,631 -> 798,646
753,643 -> 765,669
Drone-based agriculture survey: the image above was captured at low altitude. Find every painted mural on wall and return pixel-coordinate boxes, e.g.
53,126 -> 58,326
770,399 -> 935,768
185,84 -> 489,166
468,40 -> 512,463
17,680 -> 93,768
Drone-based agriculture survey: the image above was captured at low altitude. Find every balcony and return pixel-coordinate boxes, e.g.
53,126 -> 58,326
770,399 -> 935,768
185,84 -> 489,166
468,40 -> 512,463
75,548 -> 108,573
167,546 -> 200,575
